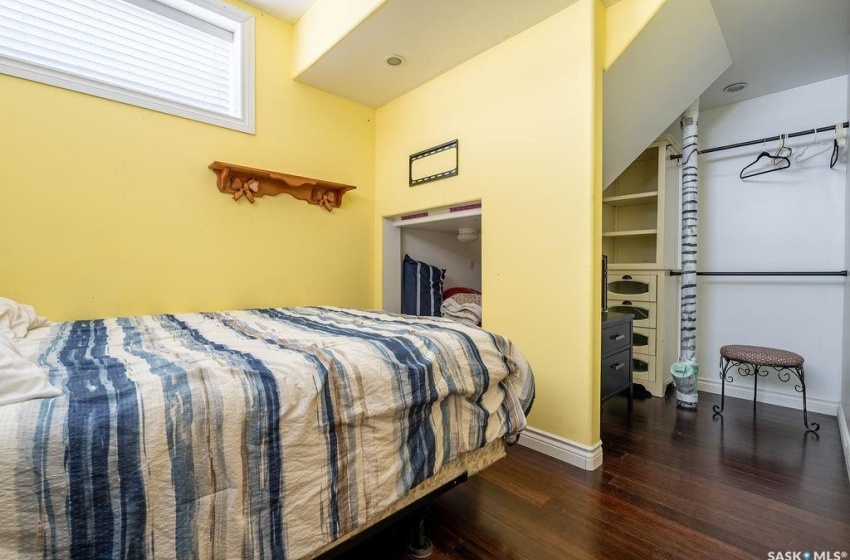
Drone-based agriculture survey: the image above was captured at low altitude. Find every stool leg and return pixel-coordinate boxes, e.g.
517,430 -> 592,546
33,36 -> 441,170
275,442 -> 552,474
753,365 -> 759,413
796,366 -> 820,434
713,355 -> 728,415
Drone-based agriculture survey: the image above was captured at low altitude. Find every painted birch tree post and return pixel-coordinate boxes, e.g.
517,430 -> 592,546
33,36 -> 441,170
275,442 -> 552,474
671,101 -> 700,409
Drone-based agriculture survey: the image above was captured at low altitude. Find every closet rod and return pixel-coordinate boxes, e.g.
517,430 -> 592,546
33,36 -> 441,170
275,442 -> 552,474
668,271 -> 848,277
669,121 -> 850,160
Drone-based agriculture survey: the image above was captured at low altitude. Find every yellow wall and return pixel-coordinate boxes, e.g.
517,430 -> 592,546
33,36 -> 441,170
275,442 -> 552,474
374,0 -> 604,446
3,0 -> 618,446
604,0 -> 666,69
0,2 -> 376,321
592,0 -> 606,440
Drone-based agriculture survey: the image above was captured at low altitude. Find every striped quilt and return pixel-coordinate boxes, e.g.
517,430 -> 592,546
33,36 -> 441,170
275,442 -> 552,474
0,306 -> 534,559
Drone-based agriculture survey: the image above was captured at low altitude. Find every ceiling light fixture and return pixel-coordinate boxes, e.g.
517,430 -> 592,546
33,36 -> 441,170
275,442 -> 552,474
723,82 -> 747,93
457,228 -> 479,243
384,54 -> 404,67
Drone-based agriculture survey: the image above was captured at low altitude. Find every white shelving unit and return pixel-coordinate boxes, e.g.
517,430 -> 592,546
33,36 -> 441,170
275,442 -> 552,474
603,139 -> 680,397
602,229 -> 658,237
602,192 -> 659,207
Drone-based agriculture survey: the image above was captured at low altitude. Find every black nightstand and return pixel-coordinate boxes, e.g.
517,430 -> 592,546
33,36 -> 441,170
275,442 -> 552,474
602,311 -> 633,410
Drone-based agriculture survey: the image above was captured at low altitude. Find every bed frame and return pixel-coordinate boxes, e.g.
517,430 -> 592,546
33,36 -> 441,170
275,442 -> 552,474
311,437 -> 509,559
316,472 -> 469,559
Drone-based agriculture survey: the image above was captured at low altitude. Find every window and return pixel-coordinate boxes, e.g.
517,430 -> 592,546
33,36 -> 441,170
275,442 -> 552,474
0,0 -> 255,133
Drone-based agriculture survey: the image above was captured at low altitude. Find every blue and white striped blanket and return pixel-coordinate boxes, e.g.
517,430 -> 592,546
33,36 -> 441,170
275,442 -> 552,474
0,306 -> 534,559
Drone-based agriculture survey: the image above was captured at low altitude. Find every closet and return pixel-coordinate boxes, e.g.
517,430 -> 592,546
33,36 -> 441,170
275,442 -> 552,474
603,139 -> 680,397
382,202 -> 482,317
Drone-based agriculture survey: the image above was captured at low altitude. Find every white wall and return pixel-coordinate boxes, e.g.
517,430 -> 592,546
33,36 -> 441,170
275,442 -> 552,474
400,229 -> 482,292
697,75 -> 848,415
841,52 -> 850,479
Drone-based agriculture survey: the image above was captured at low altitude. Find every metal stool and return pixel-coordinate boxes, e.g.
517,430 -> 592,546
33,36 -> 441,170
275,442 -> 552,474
712,344 -> 819,434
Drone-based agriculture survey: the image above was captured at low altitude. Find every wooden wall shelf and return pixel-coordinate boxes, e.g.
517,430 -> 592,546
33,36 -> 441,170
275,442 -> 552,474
209,161 -> 356,212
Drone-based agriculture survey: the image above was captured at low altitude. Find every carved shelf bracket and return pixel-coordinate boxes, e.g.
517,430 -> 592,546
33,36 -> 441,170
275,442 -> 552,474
209,161 -> 356,212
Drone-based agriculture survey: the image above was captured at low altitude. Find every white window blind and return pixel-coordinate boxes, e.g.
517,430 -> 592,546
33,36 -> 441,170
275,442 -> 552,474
0,0 -> 255,133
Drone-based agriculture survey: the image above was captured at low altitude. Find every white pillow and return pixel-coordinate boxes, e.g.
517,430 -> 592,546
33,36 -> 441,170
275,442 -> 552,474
0,297 -> 50,340
0,333 -> 61,406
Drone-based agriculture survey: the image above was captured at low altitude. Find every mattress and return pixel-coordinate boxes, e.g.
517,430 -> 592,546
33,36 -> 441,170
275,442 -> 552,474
0,306 -> 534,559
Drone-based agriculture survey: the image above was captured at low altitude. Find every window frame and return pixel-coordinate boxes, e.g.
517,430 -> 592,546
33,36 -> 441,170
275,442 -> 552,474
0,0 -> 256,134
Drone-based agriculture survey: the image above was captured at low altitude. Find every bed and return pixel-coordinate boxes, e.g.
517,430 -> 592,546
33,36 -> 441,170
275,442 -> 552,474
0,306 -> 534,559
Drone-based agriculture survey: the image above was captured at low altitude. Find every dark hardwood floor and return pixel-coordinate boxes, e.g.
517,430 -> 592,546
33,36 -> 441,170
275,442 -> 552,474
338,391 -> 850,559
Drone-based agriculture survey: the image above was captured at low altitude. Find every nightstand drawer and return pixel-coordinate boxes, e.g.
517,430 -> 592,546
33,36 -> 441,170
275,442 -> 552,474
602,348 -> 631,398
607,274 -> 656,302
602,321 -> 631,355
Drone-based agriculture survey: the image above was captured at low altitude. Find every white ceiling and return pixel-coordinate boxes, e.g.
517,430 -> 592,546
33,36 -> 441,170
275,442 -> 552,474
241,0 -> 624,24
701,0 -> 850,109
243,0 -> 850,111
294,0 -> 582,107
242,0 -> 315,22
604,0 -> 730,187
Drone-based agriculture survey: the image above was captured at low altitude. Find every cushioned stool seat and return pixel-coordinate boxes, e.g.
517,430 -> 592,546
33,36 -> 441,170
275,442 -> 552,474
714,344 -> 818,434
720,345 -> 804,368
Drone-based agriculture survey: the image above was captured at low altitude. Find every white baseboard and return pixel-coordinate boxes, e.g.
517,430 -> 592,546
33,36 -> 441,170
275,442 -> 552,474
839,405 -> 850,484
698,377 -> 838,416
517,426 -> 603,471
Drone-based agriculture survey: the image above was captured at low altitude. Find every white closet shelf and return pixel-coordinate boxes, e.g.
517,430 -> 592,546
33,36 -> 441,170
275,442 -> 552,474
602,229 -> 658,238
608,263 -> 670,271
602,192 -> 659,207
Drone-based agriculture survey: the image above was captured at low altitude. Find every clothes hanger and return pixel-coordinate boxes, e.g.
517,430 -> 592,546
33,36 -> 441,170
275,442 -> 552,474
830,124 -> 845,169
767,134 -> 792,167
740,150 -> 791,179
773,133 -> 792,163
795,129 -> 833,163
